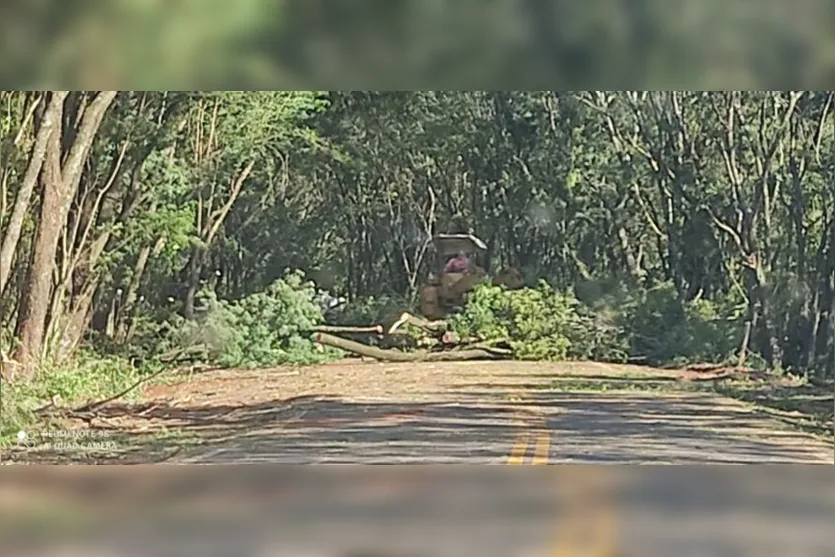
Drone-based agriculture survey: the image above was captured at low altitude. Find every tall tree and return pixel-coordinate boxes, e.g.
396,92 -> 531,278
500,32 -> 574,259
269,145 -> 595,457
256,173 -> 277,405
14,91 -> 117,370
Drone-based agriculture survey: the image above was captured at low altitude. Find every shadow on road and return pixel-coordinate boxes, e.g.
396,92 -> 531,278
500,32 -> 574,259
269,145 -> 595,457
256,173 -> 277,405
11,364 -> 828,465
81,375 -> 833,463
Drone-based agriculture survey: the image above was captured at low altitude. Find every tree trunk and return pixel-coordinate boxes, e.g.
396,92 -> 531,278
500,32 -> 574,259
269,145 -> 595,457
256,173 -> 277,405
0,91 -> 66,296
183,246 -> 205,320
13,91 -> 117,370
313,332 -> 508,361
813,270 -> 834,376
736,320 -> 752,368
311,325 -> 384,334
616,225 -> 644,283
117,236 -> 165,343
52,141 -> 132,359
13,120 -> 65,370
54,282 -> 97,361
749,265 -> 780,368
53,231 -> 112,361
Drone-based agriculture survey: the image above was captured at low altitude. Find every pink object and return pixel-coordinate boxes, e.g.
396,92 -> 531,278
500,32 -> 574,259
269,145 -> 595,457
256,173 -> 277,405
444,253 -> 469,273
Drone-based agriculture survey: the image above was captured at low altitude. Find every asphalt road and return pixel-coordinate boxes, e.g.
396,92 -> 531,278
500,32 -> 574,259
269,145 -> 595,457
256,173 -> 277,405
168,371 -> 835,556
5,361 -> 834,557
178,371 -> 833,464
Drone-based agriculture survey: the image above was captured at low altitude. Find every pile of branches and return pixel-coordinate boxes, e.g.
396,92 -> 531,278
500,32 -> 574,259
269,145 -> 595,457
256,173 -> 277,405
311,313 -> 512,362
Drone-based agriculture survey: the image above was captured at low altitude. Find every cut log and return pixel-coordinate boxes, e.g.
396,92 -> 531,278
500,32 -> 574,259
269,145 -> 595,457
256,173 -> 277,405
416,348 -> 508,361
454,345 -> 513,356
460,339 -> 513,355
313,332 -> 508,362
311,324 -> 384,335
387,312 -> 447,335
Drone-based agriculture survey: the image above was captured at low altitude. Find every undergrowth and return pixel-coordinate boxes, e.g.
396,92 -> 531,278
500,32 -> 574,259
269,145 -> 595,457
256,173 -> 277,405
449,281 -> 629,362
123,270 -> 344,368
2,271 -> 344,448
326,293 -> 414,327
0,352 -> 140,448
450,279 -> 746,367
623,282 -> 743,367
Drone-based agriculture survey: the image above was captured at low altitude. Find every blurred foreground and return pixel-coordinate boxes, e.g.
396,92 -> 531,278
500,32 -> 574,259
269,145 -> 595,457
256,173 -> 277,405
2,0 -> 835,87
1,466 -> 833,557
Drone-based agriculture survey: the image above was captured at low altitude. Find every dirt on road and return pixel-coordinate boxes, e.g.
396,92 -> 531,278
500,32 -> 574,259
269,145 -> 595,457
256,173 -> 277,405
3,359 -> 833,464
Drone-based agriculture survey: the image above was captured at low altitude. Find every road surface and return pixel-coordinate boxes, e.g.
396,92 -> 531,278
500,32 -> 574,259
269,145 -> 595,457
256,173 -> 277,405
4,361 -> 834,557
169,362 -> 835,555
175,361 -> 833,464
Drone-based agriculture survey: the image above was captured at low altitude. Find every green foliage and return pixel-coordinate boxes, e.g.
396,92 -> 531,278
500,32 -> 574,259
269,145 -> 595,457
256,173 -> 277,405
623,282 -> 687,365
174,270 -> 341,368
3,90 -> 834,388
450,282 -> 628,362
0,352 -> 140,448
623,282 -> 741,366
448,279 -> 746,367
327,294 -> 413,327
568,303 -> 630,363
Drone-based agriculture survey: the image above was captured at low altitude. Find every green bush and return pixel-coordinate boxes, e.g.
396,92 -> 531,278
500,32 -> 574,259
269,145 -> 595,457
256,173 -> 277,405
212,270 -> 342,367
622,281 -> 740,366
449,281 -> 628,362
157,270 -> 341,368
327,294 -> 413,326
449,279 -> 743,367
94,269 -> 344,369
568,303 -> 630,363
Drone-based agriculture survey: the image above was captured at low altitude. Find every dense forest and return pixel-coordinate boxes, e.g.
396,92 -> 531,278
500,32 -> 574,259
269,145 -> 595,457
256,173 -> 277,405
0,92 -> 833,394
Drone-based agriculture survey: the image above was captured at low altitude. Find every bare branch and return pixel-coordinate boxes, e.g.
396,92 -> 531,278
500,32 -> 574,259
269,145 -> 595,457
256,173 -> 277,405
205,159 -> 256,245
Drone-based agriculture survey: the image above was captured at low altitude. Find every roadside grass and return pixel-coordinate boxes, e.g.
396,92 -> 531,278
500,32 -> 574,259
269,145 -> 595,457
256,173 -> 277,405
1,352 -> 142,449
0,352 -> 201,463
542,370 -> 834,443
3,353 -> 831,463
711,378 -> 833,441
0,352 -> 224,463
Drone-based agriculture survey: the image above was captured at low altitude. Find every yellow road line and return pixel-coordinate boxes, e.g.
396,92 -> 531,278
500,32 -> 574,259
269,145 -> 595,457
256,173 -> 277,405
506,393 -> 529,465
532,432 -> 550,465
507,432 -> 529,464
550,475 -> 618,557
506,392 -> 552,465
504,396 -> 618,555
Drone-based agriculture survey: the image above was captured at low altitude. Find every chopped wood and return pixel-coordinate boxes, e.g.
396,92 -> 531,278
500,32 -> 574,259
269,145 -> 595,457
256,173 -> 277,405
313,332 -> 509,362
311,324 -> 384,335
387,312 -> 447,335
461,339 -> 513,355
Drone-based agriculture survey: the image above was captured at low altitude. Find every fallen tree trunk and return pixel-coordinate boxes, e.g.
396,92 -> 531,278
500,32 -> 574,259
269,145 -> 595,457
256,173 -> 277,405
313,332 -> 509,362
311,324 -> 384,335
456,339 -> 513,356
387,312 -> 447,335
